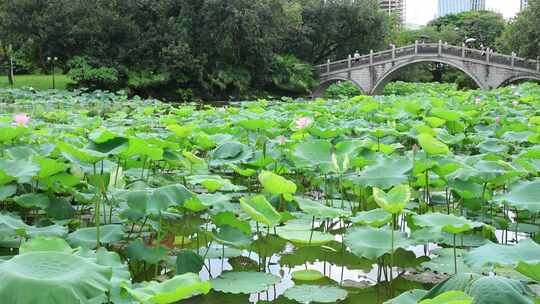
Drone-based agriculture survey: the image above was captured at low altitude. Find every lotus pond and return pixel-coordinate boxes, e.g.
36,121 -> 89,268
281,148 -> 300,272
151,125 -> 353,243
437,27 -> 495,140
1,84 -> 540,304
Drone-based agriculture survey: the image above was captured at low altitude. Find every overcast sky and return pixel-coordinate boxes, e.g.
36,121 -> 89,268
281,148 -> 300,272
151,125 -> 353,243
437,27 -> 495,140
407,0 -> 521,25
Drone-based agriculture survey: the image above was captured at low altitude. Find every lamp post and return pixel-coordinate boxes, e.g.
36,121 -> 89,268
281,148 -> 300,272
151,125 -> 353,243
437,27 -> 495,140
47,56 -> 58,89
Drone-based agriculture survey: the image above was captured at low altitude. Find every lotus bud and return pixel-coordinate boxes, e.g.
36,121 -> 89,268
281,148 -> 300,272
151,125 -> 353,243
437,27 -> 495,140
13,113 -> 30,127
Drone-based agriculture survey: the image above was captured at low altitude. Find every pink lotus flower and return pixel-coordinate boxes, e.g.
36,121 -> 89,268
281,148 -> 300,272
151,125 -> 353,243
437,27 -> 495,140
475,97 -> 482,105
412,144 -> 419,153
277,135 -> 286,145
512,100 -> 519,107
295,117 -> 312,129
495,116 -> 501,124
13,113 -> 30,127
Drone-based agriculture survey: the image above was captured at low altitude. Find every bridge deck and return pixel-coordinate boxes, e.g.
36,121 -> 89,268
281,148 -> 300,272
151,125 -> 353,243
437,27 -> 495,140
316,43 -> 539,76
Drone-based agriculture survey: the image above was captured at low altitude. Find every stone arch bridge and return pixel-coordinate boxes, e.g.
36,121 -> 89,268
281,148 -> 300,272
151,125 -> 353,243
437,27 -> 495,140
313,41 -> 540,96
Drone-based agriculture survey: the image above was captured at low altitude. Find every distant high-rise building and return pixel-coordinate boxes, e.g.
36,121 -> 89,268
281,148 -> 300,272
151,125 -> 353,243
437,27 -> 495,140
379,0 -> 406,24
438,0 -> 486,17
521,0 -> 529,11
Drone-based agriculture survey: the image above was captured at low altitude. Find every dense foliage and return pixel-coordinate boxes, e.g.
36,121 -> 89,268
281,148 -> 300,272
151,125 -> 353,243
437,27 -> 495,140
1,83 -> 540,303
498,0 -> 540,59
0,0 -> 390,100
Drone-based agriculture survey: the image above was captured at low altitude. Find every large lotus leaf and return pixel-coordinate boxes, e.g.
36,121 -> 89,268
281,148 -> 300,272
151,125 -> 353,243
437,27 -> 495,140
0,184 -> 16,200
384,289 -> 428,304
258,171 -> 296,196
515,261 -> 540,282
283,285 -> 348,303
347,156 -> 412,189
276,226 -> 334,245
295,196 -> 349,218
237,118 -> 276,130
496,179 -> 540,213
0,251 -> 112,304
13,193 -> 50,209
291,269 -> 324,281
419,291 -> 472,304
0,213 -> 67,239
212,211 -> 251,235
67,225 -> 124,249
211,271 -> 280,294
344,226 -> 411,260
464,239 -> 540,267
19,236 -> 72,254
118,138 -> 163,161
350,208 -> 392,227
123,273 -> 211,304
57,142 -> 107,164
373,185 -> 410,214
127,184 -> 194,216
412,213 -> 487,235
124,240 -> 169,264
422,273 -> 482,300
421,248 -> 486,274
292,140 -> 333,172
212,225 -> 252,249
33,156 -> 68,179
176,250 -> 204,275
211,142 -> 252,165
240,195 -> 281,227
0,126 -> 29,143
465,276 -> 534,304
0,159 -> 40,184
418,134 -> 450,155
478,139 -> 509,154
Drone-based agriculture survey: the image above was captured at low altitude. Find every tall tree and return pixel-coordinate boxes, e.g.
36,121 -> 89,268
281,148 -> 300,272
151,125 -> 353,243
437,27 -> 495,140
497,1 -> 540,59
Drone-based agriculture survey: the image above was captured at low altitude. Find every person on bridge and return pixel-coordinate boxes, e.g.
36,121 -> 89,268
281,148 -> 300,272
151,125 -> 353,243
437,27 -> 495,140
354,51 -> 361,63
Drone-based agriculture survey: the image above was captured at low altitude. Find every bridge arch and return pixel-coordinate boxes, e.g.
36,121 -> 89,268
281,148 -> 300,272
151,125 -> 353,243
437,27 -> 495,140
312,77 -> 366,98
497,75 -> 540,88
370,58 -> 487,95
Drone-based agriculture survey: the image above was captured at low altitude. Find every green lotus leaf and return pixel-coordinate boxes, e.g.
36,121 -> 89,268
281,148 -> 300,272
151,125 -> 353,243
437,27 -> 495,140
212,211 -> 251,235
412,213 -> 486,235
258,171 -> 296,196
0,159 -> 40,184
384,289 -> 428,304
418,134 -> 450,155
211,142 -> 252,165
119,137 -> 163,161
13,193 -> 50,209
421,248 -> 486,274
57,142 -> 107,164
19,236 -> 72,254
67,225 -> 124,249
212,225 -> 252,249
283,285 -> 348,303
211,271 -> 280,294
167,124 -> 196,138
292,139 -> 333,172
422,273 -> 482,300
515,261 -> 540,282
465,276 -> 534,304
464,239 -> 540,267
350,208 -> 392,227
496,179 -> 540,213
199,246 -> 242,259
373,184 -> 410,214
124,239 -> 169,264
127,184 -> 195,216
176,250 -> 204,275
0,126 -> 30,143
0,213 -> 67,239
276,226 -> 334,245
291,269 -> 324,281
295,196 -> 349,218
419,291 -> 472,304
123,273 -> 211,304
0,184 -> 16,200
347,156 -> 412,189
240,195 -> 281,227
344,226 -> 411,260
0,251 -> 112,304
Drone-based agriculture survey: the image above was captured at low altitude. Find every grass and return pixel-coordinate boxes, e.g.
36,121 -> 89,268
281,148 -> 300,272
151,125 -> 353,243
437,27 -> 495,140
0,74 -> 73,90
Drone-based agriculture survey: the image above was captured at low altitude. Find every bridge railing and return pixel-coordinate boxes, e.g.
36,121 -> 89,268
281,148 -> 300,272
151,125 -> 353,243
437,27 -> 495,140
316,42 -> 540,75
